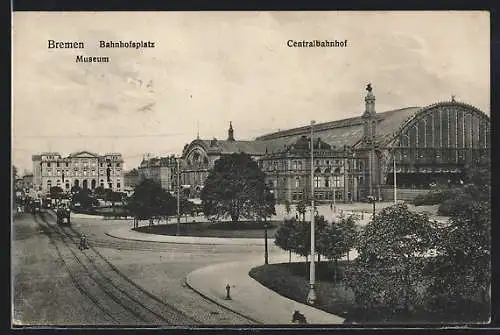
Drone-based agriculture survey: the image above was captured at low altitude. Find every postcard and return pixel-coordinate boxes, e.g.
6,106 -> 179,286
12,11 -> 491,327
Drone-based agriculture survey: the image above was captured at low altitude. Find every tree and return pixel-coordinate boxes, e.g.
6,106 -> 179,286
12,166 -> 18,181
180,198 -> 194,222
347,204 -> 437,313
296,199 -> 307,222
94,186 -> 106,198
71,185 -> 82,194
49,186 -> 64,199
427,200 -> 490,319
200,153 -> 275,223
255,188 -> 276,222
337,215 -> 359,263
128,179 -> 176,226
274,218 -> 298,262
317,215 -> 358,283
72,189 -> 95,209
284,200 -> 292,218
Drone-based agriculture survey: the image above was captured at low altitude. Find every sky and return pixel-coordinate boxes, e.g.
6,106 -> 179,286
12,11 -> 490,173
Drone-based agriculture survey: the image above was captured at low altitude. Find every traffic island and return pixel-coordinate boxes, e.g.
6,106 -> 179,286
185,260 -> 345,325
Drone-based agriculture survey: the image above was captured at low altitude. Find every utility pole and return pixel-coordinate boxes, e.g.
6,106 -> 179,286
176,157 -> 181,236
393,153 -> 397,205
307,120 -> 317,305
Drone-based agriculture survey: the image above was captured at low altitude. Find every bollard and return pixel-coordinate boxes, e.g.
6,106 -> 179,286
225,284 -> 231,300
361,211 -> 364,219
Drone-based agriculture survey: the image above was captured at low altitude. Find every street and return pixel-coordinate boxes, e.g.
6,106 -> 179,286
12,202 -> 444,326
12,211 -> 264,326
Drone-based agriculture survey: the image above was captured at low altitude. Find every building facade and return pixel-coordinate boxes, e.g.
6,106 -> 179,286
21,173 -> 34,190
32,151 -> 124,193
180,86 -> 490,203
124,169 -> 140,189
137,155 -> 177,191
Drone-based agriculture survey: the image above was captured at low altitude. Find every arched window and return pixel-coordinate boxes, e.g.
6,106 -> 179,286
314,176 -> 321,188
295,177 -> 300,188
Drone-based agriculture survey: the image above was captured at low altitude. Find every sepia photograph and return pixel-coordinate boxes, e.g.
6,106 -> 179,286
12,11 -> 490,327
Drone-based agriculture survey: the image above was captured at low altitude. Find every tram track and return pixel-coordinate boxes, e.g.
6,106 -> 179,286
34,212 -> 200,326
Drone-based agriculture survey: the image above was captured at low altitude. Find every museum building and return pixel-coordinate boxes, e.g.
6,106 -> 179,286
180,86 -> 490,203
32,151 -> 124,193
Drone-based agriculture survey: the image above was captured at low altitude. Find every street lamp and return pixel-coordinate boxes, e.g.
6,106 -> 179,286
393,153 -> 397,205
332,171 -> 336,213
264,191 -> 272,265
176,157 -> 181,236
367,195 -> 376,218
394,134 -> 410,205
307,120 -> 317,305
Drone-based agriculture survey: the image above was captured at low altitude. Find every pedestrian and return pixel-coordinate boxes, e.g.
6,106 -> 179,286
295,213 -> 299,220
330,202 -> 333,211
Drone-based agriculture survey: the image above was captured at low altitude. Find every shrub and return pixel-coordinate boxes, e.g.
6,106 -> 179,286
437,192 -> 474,216
412,188 -> 454,206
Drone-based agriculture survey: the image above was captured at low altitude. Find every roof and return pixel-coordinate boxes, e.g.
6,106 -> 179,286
194,139 -> 272,156
68,151 -> 100,158
256,107 -> 422,150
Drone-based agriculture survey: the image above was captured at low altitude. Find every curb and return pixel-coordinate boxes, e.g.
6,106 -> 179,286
184,273 -> 262,325
105,229 -> 275,247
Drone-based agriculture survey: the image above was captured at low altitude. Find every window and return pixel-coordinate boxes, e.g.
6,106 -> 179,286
66,162 -> 69,167
100,163 -> 103,167
56,162 -> 60,167
295,177 -> 300,188
47,162 -> 51,167
314,176 -> 321,188
326,160 -> 330,165
117,183 -> 121,189
334,175 -> 341,188
325,177 -> 330,188
116,163 -> 120,167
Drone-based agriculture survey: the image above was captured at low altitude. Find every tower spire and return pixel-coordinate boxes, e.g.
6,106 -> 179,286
197,120 -> 200,140
364,83 -> 376,116
227,121 -> 235,141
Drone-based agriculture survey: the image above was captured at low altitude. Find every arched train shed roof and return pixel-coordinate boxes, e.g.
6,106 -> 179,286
183,101 -> 489,157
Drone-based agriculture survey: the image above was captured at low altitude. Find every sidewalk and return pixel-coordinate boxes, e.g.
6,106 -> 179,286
106,225 -> 274,246
185,257 -> 345,325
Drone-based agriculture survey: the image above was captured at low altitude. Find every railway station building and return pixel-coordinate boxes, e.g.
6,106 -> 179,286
180,85 -> 490,203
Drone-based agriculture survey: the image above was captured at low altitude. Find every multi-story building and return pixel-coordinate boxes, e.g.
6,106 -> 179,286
21,173 -> 34,190
124,169 -> 140,189
180,85 -> 490,203
32,151 -> 124,193
137,155 -> 178,191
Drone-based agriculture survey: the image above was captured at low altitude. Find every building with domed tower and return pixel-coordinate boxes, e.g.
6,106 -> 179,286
180,85 -> 490,203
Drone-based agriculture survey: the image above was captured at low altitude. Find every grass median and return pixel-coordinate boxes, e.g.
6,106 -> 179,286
249,261 -> 489,324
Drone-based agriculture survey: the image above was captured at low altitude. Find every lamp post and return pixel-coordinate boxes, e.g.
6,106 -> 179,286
176,157 -> 181,236
393,153 -> 397,205
264,194 -> 270,265
394,134 -> 410,205
367,195 -> 376,218
307,120 -> 317,305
